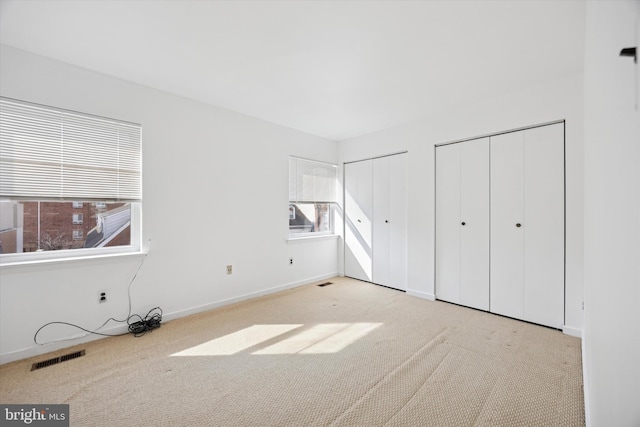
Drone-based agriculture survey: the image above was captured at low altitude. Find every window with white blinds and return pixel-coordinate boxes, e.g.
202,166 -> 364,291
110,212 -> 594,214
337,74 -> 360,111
0,97 -> 142,262
0,97 -> 141,201
288,157 -> 336,235
288,157 -> 336,204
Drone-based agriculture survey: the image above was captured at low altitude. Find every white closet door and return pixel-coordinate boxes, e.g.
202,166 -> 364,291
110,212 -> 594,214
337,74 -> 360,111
460,139 -> 490,310
373,156 -> 391,287
435,140 -> 489,308
435,143 -> 462,303
372,154 -> 407,290
385,154 -> 408,290
344,160 -> 373,282
523,123 -> 564,328
490,131 -> 525,320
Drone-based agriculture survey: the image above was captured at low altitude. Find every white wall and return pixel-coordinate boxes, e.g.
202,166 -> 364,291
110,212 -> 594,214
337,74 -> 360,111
583,1 -> 640,425
338,70 -> 585,335
0,46 -> 339,363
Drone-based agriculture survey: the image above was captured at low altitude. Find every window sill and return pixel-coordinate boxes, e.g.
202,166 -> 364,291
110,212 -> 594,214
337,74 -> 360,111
0,250 -> 148,268
287,234 -> 339,243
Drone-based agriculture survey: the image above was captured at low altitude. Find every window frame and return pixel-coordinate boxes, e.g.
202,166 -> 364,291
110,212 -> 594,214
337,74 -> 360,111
72,213 -> 84,224
0,97 -> 143,266
288,156 -> 337,238
0,202 -> 142,265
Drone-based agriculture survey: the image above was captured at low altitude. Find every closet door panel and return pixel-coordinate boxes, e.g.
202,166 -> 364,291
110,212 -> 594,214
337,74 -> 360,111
435,144 -> 462,304
490,131 -> 525,320
373,157 -> 391,286
344,160 -> 373,282
460,138 -> 490,310
523,124 -> 565,328
387,153 -> 408,290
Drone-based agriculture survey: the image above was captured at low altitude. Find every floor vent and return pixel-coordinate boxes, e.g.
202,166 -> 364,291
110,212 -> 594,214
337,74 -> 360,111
31,350 -> 85,371
317,282 -> 333,287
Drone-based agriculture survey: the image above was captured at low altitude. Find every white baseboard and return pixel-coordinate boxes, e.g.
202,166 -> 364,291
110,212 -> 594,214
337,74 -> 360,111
162,272 -> 338,323
562,325 -> 583,338
582,332 -> 591,426
0,272 -> 338,365
0,324 -> 129,365
406,289 -> 436,301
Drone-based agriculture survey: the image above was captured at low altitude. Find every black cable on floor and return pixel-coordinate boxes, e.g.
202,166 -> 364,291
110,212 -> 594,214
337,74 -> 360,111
33,251 -> 162,344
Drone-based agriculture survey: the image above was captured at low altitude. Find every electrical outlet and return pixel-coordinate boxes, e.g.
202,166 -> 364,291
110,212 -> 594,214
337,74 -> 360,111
99,291 -> 107,303
289,257 -> 293,265
226,265 -> 232,275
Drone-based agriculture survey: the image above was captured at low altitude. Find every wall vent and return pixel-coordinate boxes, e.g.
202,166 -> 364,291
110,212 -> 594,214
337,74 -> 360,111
31,350 -> 85,371
317,282 -> 333,287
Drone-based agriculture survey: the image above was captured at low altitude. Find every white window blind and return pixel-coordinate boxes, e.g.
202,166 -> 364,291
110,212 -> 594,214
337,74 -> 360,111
0,97 -> 142,202
289,156 -> 336,203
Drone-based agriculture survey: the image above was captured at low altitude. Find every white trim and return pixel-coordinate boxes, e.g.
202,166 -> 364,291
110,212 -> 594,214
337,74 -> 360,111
163,272 -> 338,323
434,119 -> 565,147
287,234 -> 339,243
343,150 -> 408,165
407,289 -> 436,301
0,249 -> 147,268
582,333 -> 591,426
562,325 -> 582,338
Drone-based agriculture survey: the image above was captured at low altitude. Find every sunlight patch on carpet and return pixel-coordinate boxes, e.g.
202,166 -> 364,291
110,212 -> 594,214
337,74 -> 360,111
171,323 -> 382,356
171,324 -> 302,356
255,323 -> 382,355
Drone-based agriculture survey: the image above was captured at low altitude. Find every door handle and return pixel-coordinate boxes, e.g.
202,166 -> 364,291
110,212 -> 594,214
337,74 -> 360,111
461,222 -> 466,226
385,220 -> 389,223
357,219 -> 362,223
516,223 -> 522,228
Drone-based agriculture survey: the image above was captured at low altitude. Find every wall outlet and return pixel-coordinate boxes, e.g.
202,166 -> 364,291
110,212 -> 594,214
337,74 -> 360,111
289,257 -> 293,265
226,265 -> 232,275
99,291 -> 107,303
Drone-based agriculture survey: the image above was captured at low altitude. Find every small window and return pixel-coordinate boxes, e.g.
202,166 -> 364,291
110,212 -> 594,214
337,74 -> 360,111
95,202 -> 107,209
72,229 -> 83,241
288,157 -> 336,235
72,202 -> 83,208
72,213 -> 83,224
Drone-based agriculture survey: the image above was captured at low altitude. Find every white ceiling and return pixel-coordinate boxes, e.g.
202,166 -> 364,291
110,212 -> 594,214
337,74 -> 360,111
0,0 -> 585,141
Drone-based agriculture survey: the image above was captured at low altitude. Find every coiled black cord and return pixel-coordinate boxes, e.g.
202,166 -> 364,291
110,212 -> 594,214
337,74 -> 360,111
127,307 -> 163,337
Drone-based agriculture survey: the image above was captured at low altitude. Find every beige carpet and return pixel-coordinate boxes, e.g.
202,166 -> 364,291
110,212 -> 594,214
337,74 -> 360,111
0,277 -> 584,426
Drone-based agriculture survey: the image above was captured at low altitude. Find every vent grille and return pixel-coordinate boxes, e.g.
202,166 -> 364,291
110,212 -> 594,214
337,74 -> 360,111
317,282 -> 333,287
31,350 -> 85,371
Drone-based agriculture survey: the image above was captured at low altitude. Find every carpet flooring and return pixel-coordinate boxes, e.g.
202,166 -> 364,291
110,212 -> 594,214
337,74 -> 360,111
0,277 -> 584,426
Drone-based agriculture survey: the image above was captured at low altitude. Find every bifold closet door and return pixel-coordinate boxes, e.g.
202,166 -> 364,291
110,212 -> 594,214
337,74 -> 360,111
344,159 -> 373,282
435,139 -> 490,310
522,124 -> 564,328
490,132 -> 526,320
490,123 -> 564,328
373,154 -> 407,291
